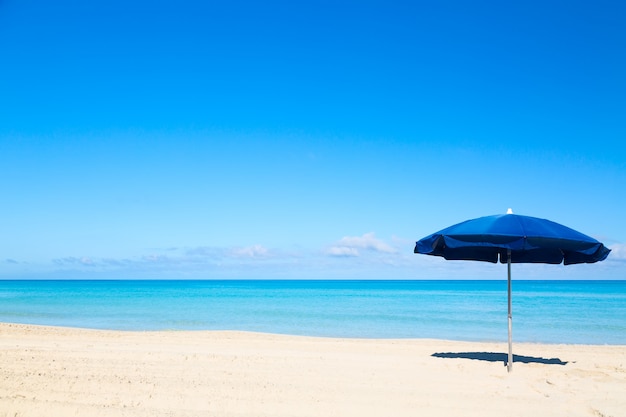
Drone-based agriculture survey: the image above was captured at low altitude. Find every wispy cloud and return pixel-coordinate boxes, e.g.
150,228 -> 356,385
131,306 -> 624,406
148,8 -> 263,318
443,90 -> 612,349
327,232 -> 397,257
101,258 -> 133,267
185,246 -> 222,258
186,245 -> 273,261
326,246 -> 360,257
6,237 -> 623,280
142,254 -> 175,264
53,256 -> 97,267
230,244 -> 270,258
608,243 -> 626,261
42,244 -> 280,277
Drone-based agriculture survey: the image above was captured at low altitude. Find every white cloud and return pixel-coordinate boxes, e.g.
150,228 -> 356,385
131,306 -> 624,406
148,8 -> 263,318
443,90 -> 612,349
608,243 -> 626,261
142,254 -> 173,263
53,256 -> 96,267
328,232 -> 397,257
230,245 -> 270,259
101,258 -> 132,267
327,246 -> 360,257
185,246 -> 222,259
185,245 -> 273,260
13,237 -> 623,280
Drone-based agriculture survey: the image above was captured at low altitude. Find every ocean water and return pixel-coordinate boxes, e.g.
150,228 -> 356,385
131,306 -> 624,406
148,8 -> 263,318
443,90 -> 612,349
0,280 -> 624,344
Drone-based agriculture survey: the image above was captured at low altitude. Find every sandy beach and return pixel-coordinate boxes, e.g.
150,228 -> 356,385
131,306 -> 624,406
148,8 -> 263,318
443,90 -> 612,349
1,323 -> 624,417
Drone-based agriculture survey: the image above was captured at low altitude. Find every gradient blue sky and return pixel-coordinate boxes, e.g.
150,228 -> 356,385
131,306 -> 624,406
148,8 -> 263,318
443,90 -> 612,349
1,0 -> 625,279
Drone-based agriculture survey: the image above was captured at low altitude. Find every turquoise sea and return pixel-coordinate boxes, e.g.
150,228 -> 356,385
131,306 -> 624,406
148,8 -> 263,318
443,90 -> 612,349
0,280 -> 624,344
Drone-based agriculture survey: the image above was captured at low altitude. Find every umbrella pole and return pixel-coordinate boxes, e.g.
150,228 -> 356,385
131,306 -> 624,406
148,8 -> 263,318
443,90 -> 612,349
507,249 -> 513,372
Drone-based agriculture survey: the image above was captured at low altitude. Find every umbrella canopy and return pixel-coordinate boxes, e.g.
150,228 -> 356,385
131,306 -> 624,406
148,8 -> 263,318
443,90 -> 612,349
415,213 -> 611,265
414,211 -> 610,372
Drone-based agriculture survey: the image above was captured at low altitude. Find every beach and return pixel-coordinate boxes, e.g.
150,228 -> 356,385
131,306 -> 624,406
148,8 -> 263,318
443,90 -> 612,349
1,323 -> 624,417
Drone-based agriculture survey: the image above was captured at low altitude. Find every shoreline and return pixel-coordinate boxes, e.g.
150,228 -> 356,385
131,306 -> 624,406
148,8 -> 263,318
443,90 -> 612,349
1,321 -> 624,346
1,323 -> 624,417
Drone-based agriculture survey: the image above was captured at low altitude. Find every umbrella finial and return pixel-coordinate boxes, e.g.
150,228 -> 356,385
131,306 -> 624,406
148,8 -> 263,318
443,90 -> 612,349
507,208 -> 513,214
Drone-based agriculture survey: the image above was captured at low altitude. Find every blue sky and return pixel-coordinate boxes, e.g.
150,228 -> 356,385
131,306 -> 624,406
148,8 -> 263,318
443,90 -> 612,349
1,0 -> 625,279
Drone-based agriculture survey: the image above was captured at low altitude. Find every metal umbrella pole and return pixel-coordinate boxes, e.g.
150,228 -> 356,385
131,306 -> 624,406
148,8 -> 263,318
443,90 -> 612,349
507,249 -> 513,372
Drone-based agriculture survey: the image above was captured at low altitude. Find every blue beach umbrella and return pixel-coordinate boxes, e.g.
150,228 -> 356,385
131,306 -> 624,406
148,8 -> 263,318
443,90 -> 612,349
414,209 -> 610,372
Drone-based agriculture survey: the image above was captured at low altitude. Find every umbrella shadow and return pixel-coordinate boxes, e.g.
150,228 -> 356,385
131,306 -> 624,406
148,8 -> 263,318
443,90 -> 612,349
431,352 -> 568,366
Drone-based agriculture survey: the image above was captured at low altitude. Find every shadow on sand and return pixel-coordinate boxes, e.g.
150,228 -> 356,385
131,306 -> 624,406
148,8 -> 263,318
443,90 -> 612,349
431,352 -> 568,366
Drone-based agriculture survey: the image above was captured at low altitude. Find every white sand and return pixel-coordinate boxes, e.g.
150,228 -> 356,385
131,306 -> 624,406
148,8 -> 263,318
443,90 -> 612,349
1,323 -> 624,417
